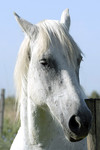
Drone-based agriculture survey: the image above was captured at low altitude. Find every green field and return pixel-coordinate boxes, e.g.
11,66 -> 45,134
0,97 -> 20,150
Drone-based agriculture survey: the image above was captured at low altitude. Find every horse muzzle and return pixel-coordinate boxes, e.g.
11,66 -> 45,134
63,107 -> 92,142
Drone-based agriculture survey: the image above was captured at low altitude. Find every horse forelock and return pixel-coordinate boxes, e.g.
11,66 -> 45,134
14,19 -> 82,108
37,20 -> 82,65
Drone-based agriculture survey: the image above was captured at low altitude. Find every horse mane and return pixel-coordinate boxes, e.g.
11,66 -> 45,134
14,37 -> 30,102
14,19 -> 82,106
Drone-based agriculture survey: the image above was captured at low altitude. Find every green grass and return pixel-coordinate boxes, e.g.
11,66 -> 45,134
0,97 -> 20,150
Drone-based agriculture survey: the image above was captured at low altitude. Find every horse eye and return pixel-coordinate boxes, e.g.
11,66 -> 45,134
77,56 -> 83,66
77,58 -> 81,66
40,59 -> 48,66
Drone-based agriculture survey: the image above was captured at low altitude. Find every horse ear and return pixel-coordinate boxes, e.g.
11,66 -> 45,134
14,12 -> 37,38
60,8 -> 70,31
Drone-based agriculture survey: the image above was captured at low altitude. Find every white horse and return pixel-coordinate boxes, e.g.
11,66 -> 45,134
10,9 -> 92,150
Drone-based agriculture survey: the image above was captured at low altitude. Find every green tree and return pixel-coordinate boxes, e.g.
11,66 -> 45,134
90,91 -> 100,98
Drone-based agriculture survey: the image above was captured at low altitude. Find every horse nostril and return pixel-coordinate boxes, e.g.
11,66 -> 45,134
69,115 -> 81,133
69,114 -> 92,138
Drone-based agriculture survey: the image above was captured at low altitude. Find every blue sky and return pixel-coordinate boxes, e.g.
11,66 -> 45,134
0,0 -> 100,96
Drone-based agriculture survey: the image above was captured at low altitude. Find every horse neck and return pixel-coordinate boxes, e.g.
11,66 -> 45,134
20,96 -> 88,150
20,89 -> 29,145
17,85 -> 87,150
20,89 -> 63,148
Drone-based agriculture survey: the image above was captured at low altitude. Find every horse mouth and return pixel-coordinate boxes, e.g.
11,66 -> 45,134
69,136 -> 83,142
67,130 -> 88,142
64,128 -> 86,142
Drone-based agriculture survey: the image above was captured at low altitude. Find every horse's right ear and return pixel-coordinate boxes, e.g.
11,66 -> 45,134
60,8 -> 70,31
14,12 -> 37,38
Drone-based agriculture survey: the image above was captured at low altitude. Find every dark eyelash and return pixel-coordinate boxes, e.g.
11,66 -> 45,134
40,59 -> 49,66
40,58 -> 58,73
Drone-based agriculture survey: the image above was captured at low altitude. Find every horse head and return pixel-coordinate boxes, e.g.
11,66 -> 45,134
14,9 -> 92,143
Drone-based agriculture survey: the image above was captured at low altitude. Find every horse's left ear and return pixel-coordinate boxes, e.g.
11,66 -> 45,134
60,8 -> 70,31
14,12 -> 37,38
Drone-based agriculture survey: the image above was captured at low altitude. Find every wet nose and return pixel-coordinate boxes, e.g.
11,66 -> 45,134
69,111 -> 92,138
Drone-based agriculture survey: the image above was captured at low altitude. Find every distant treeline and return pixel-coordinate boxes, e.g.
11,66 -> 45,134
89,91 -> 100,99
6,90 -> 100,100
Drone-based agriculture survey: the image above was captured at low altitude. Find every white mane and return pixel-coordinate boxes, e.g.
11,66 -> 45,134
14,19 -> 82,105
